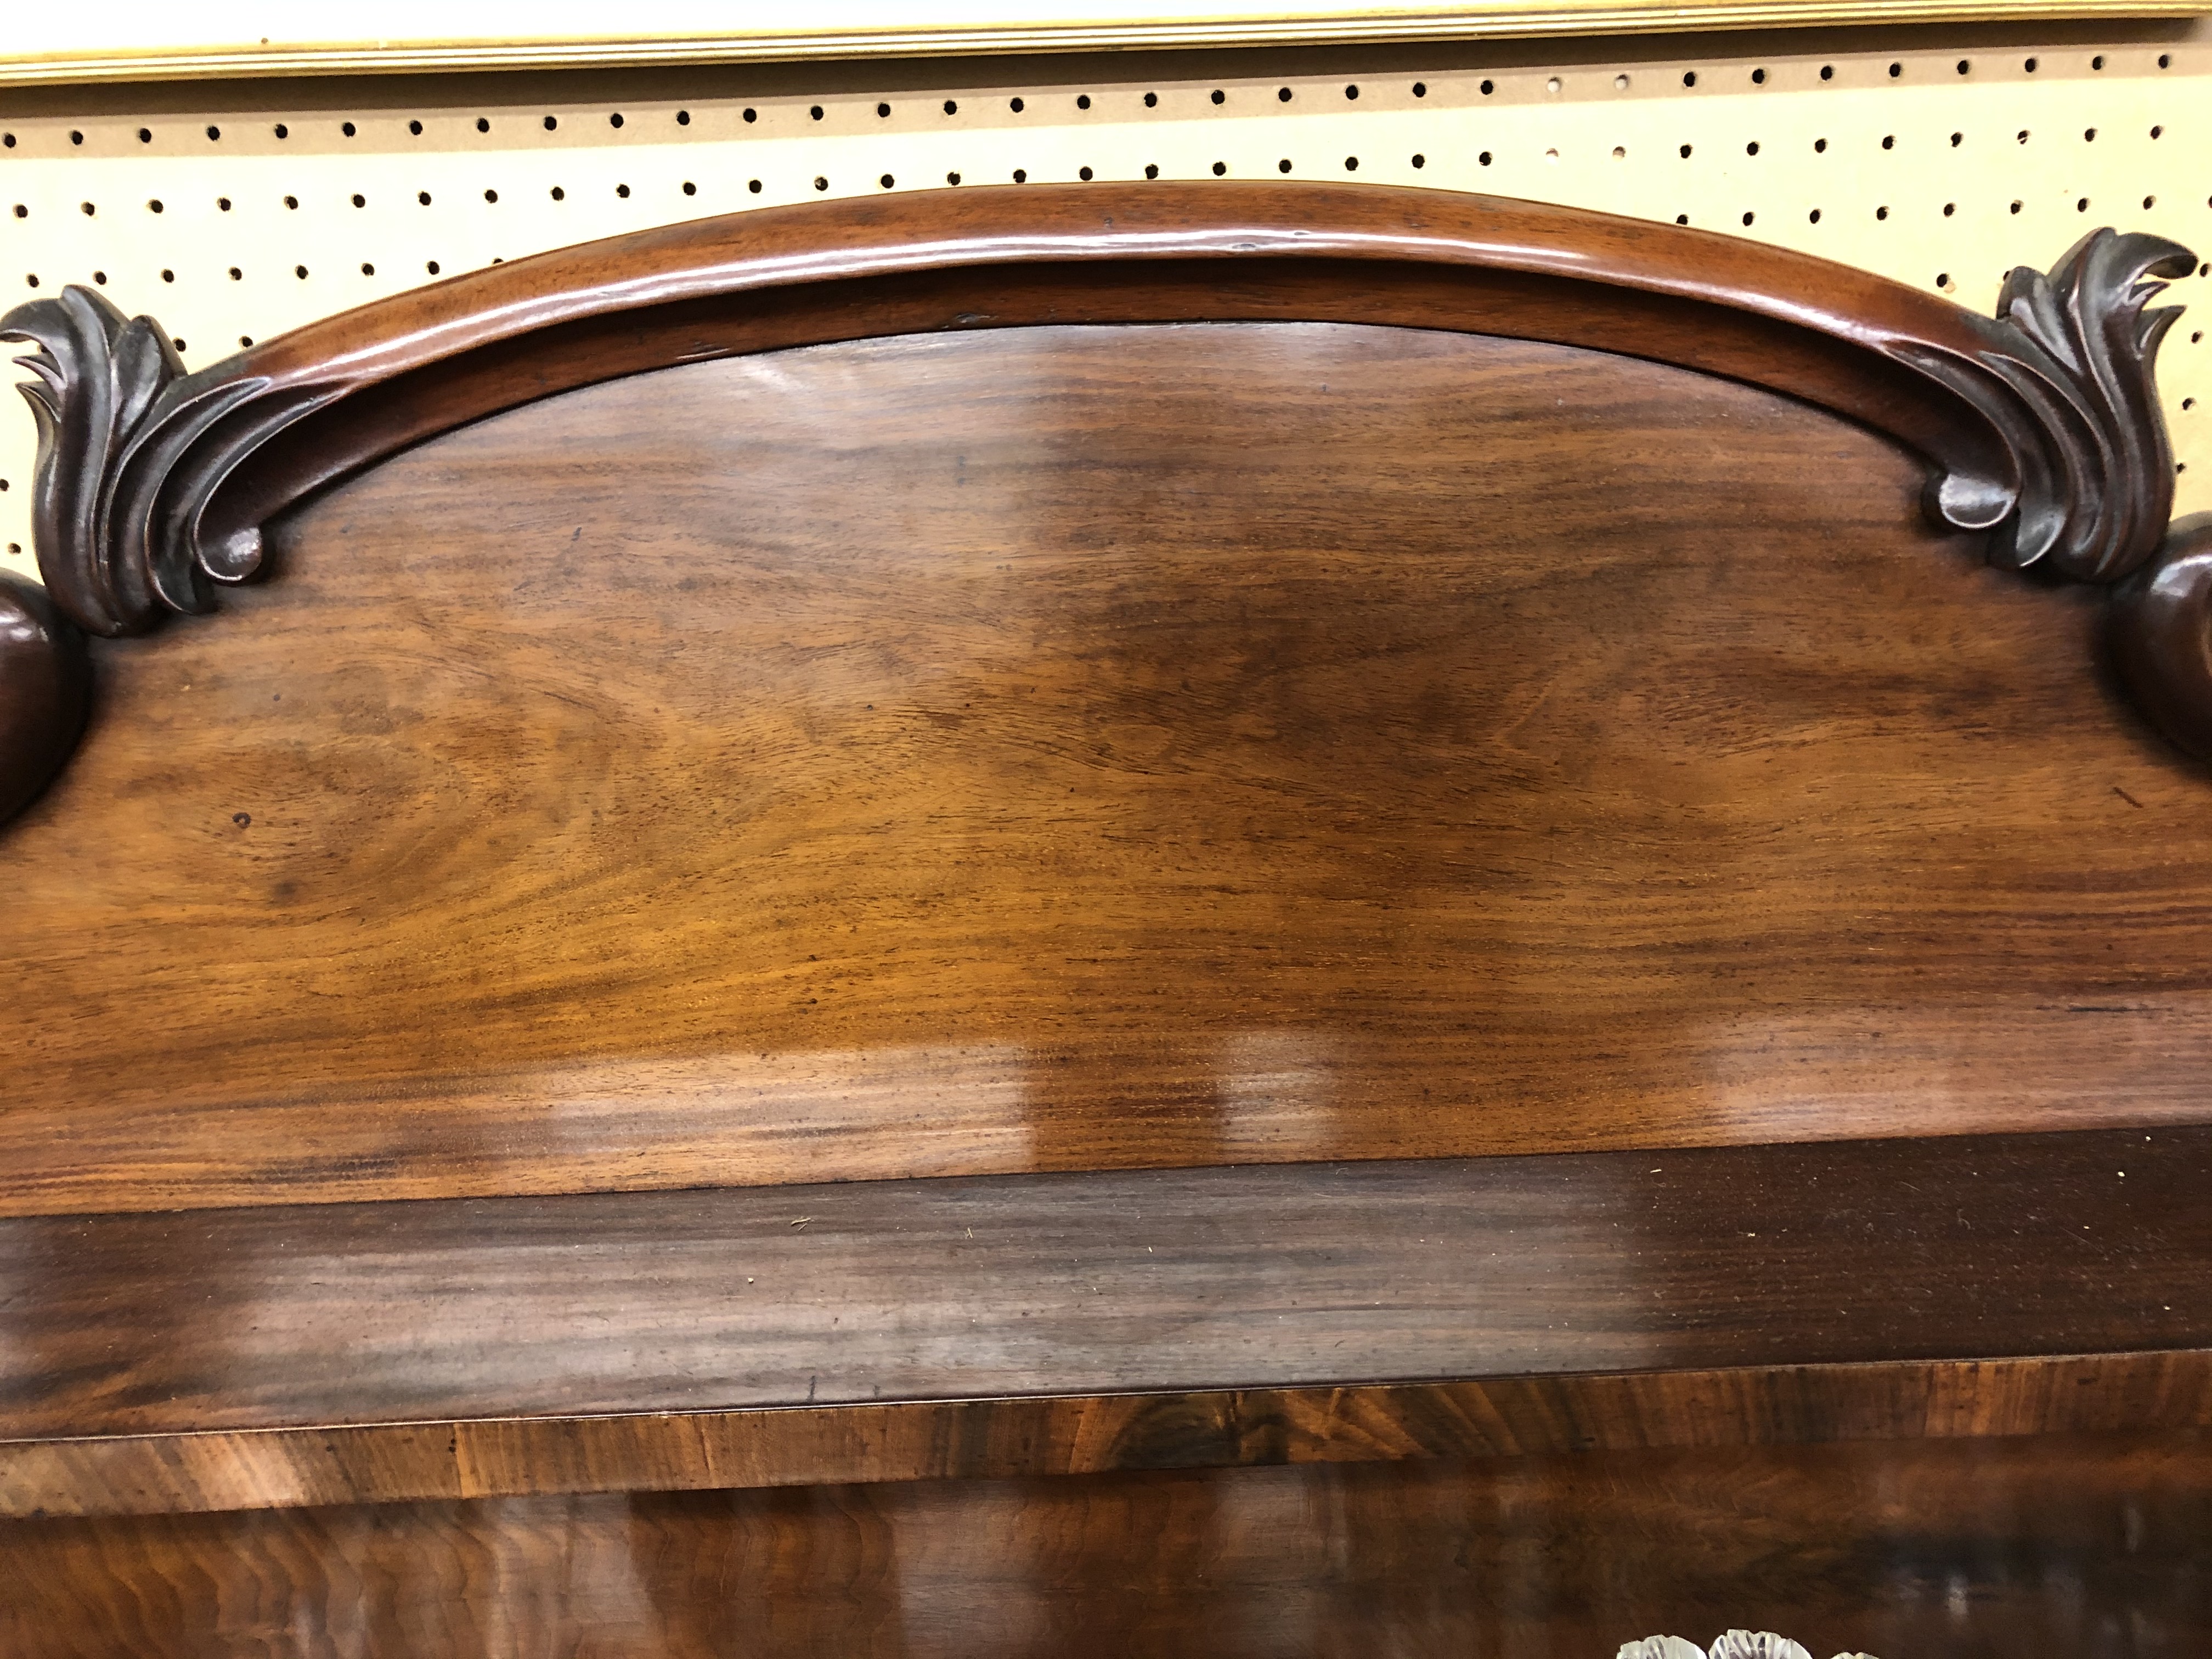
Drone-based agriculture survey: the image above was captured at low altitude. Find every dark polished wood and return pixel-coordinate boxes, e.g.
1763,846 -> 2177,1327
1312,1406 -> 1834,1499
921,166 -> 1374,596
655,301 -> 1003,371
8,325 -> 2212,1214
6,1432 -> 2209,1658
0,570 -> 88,823
0,185 -> 2195,817
2,1126 -> 2207,1517
4,184 -> 2206,1646
2115,512 -> 2212,758
4,1127 -> 2206,1444
6,1350 -> 2209,1522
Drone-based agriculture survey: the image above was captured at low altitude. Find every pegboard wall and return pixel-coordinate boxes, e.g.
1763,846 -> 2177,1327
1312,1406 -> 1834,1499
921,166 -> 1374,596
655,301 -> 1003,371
4,24 -> 2210,579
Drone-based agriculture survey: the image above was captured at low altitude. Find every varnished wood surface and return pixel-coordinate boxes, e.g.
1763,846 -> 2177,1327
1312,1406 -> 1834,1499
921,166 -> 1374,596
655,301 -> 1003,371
2117,513 -> 2212,758
198,179 -> 2039,557
0,571 -> 88,825
6,323 -> 2211,1216
7,1431 -> 2209,1657
2,1127 -> 2204,1447
11,189 -> 2189,810
7,1350 -> 2209,1520
3,189 -> 2204,1642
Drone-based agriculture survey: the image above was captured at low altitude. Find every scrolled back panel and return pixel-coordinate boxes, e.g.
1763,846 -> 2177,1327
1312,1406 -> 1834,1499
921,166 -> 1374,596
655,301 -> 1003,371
5,316 -> 2210,1216
5,22 -> 2212,578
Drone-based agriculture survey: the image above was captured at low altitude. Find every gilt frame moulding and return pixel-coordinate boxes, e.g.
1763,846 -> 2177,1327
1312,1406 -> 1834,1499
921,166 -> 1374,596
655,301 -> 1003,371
0,2 -> 2202,84
0,180 -> 2203,825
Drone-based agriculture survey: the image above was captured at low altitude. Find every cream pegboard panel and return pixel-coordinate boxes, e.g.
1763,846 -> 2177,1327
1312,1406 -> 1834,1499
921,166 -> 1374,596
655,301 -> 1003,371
4,28 -> 2211,582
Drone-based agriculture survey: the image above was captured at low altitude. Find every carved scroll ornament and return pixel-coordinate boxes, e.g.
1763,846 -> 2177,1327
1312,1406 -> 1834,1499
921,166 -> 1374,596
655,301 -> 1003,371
0,183 -> 2200,823
1621,1634 -> 1877,1659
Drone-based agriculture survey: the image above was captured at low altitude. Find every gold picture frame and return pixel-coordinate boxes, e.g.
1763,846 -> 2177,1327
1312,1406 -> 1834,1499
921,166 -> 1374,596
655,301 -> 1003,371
1,3 -> 2202,85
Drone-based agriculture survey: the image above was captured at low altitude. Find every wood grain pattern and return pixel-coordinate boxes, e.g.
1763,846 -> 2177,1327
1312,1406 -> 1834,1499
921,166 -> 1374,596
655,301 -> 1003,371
7,324 -> 2212,1215
6,1431 -> 2209,1657
7,1350 -> 2210,1521
4,186 -> 2181,634
0,188 -> 2194,820
1,1127 -> 2203,1447
4,184 -> 2205,1640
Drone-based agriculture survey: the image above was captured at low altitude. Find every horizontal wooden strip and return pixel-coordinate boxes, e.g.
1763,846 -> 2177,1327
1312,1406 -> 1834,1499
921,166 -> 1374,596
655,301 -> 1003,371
12,1430 -> 2212,1657
15,1007 -> 2212,1220
6,1350 -> 2209,1518
3,1126 -> 2207,1445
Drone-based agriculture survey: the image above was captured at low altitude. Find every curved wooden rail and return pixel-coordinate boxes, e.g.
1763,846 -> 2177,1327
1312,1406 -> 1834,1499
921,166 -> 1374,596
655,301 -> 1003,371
0,180 -> 2198,820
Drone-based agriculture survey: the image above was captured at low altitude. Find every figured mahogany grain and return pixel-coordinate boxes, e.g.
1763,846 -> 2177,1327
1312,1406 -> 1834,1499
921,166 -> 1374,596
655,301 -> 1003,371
6,1350 -> 2209,1520
1,1127 -> 2204,1448
4,321 -> 2209,1215
5,1432 -> 2208,1658
14,188 -> 2187,817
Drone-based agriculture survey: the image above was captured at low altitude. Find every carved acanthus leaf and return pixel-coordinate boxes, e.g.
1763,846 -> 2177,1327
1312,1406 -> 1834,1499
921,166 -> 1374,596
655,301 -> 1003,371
0,196 -> 2201,826
1899,227 -> 2194,584
2,284 -> 309,638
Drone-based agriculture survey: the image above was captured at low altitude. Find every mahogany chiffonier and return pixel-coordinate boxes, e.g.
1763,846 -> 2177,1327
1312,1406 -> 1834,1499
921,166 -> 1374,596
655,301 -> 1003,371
3,183 -> 2210,1656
